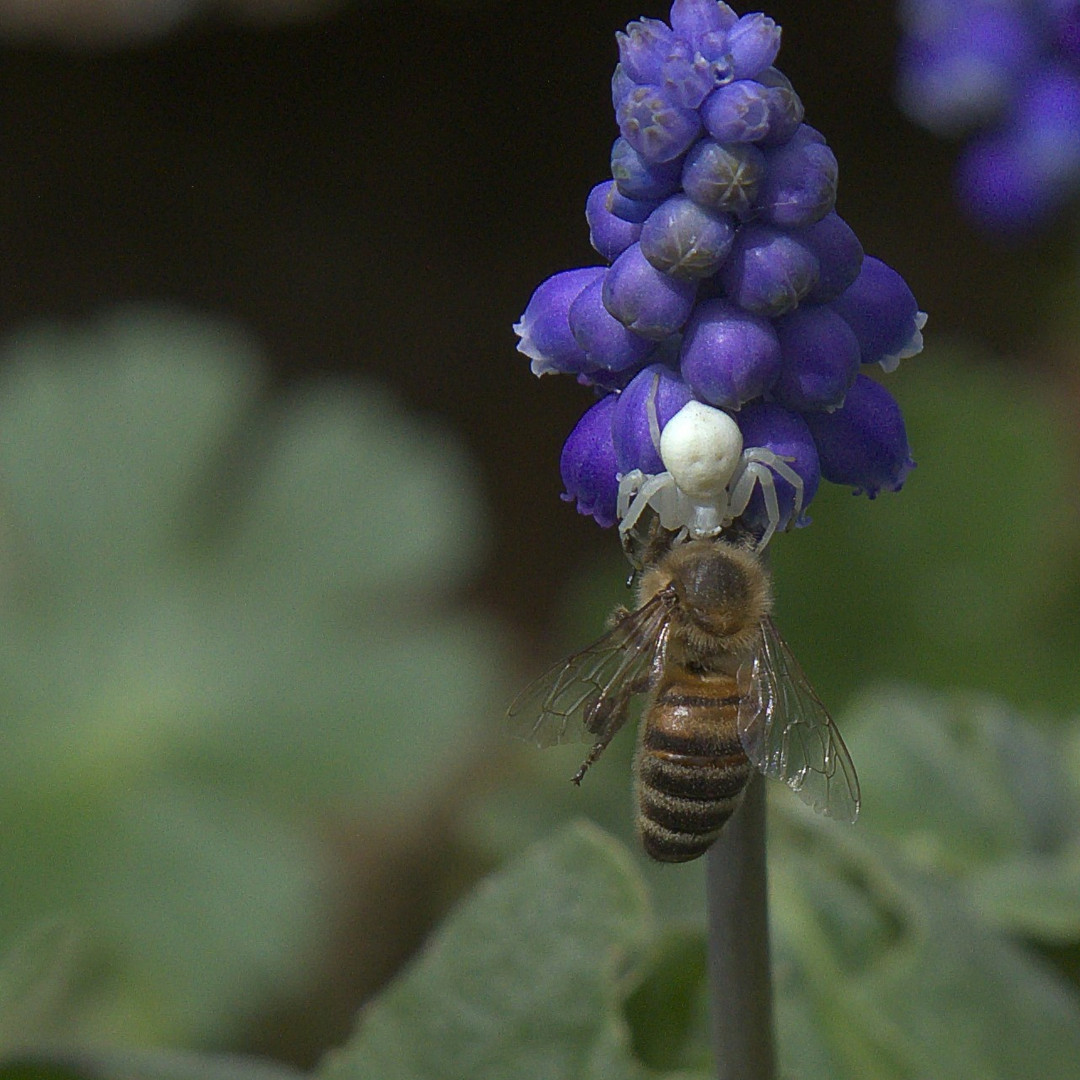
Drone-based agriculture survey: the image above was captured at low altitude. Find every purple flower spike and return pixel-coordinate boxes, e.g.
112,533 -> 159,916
612,137 -> 684,201
803,374 -> 915,496
639,194 -> 736,279
679,299 -> 782,409
568,274 -> 657,372
682,138 -> 767,218
670,0 -> 737,40
772,304 -> 861,412
720,223 -> 819,316
612,363 -> 693,474
587,182 -> 644,261
831,256 -> 924,371
757,124 -> 838,228
726,13 -> 782,80
617,18 -> 677,86
560,393 -> 620,527
515,1 -> 922,534
617,84 -> 703,164
602,242 -> 699,340
797,212 -> 864,303
701,80 -> 773,142
514,267 -> 606,377
737,401 -> 820,531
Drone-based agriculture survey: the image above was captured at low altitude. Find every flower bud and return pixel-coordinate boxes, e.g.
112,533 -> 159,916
617,83 -> 703,164
726,13 -> 782,80
701,80 -> 773,142
560,394 -> 620,527
772,304 -> 861,412
602,243 -> 698,339
831,256 -> 925,371
662,40 -> 733,110
737,401 -> 820,532
612,363 -> 693,474
756,66 -> 805,145
639,194 -> 736,279
670,0 -> 737,40
617,17 -> 677,85
586,181 -> 644,261
514,267 -> 605,376
797,212 -> 864,303
803,374 -> 914,496
612,137 -> 684,201
682,138 -> 767,218
568,275 -> 657,372
679,299 -> 781,409
719,224 -> 819,316
756,124 -> 838,227
612,63 -> 635,111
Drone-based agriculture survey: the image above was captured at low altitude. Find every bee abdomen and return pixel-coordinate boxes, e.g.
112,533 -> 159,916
636,683 -> 752,863
636,752 -> 752,862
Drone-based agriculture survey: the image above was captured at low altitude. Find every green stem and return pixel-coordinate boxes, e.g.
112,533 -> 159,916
706,774 -> 776,1080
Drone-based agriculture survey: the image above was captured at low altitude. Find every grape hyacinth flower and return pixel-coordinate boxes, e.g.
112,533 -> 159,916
897,0 -> 1080,233
515,0 -> 924,548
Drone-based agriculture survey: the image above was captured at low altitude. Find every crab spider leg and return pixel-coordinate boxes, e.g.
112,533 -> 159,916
619,472 -> 668,540
726,461 -> 758,520
645,372 -> 662,456
754,451 -> 805,522
752,462 -> 781,550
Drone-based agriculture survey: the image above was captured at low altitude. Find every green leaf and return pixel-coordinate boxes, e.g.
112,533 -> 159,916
773,814 -> 1080,1080
845,687 -> 1080,940
771,686 -> 1080,1080
967,853 -> 1080,941
318,821 -> 691,1080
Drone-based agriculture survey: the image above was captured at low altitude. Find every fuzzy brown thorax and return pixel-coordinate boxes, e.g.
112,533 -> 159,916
637,539 -> 771,661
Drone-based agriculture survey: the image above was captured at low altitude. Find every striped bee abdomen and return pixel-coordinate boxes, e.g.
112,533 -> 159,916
635,671 -> 753,863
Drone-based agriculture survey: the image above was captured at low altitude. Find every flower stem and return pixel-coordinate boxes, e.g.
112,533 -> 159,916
706,774 -> 776,1080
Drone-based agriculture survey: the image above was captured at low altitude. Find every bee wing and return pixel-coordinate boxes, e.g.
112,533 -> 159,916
507,593 -> 671,748
737,615 -> 861,823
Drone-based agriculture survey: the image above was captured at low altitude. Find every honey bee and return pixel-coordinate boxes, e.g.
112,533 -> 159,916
508,533 -> 860,862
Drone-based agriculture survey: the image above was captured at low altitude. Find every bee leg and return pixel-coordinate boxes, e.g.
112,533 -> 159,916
573,691 -> 632,784
571,728 -> 619,786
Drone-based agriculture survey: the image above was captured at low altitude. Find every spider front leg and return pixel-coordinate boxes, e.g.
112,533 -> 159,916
726,449 -> 804,551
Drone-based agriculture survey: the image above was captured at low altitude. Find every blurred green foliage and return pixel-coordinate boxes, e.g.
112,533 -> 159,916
3,313 -> 1080,1080
0,309 -> 506,1048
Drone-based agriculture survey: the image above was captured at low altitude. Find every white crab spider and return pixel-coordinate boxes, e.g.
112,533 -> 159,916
616,398 -> 804,551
